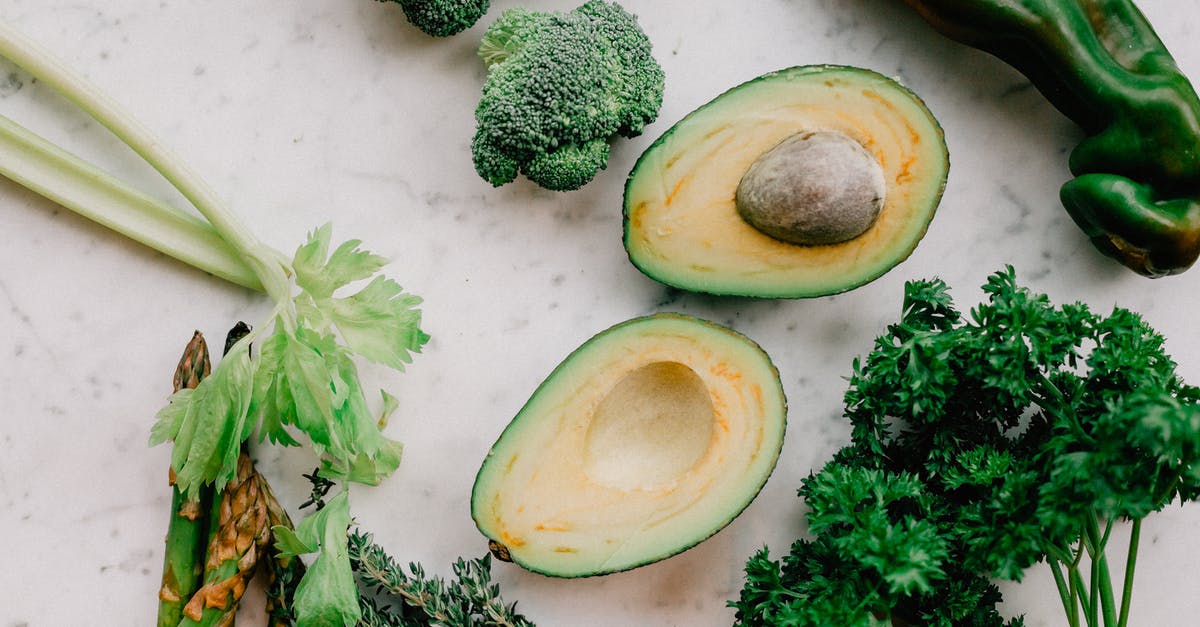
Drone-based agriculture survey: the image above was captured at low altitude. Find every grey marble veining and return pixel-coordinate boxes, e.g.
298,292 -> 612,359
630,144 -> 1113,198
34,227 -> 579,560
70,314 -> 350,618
1,1 -> 1199,625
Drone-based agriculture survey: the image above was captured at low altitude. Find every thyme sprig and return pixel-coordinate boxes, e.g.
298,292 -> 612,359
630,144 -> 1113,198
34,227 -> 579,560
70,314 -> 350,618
349,531 -> 534,627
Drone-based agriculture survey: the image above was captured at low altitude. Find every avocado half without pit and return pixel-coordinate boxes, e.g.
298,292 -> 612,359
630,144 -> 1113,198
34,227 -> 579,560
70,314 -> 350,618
623,65 -> 949,298
471,313 -> 786,577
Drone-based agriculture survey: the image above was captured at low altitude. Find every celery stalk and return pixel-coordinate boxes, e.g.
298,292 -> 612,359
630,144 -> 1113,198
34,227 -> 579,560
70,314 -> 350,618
0,113 -> 261,290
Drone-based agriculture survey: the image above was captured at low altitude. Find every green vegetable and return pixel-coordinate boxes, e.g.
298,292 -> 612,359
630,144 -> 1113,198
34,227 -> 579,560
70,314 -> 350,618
0,19 -> 427,627
158,333 -> 214,627
900,0 -> 1200,277
181,451 -> 271,626
274,491 -> 362,626
159,326 -> 307,627
472,0 -> 664,191
383,0 -> 490,37
349,532 -> 534,626
734,267 -> 1200,627
260,467 -> 308,627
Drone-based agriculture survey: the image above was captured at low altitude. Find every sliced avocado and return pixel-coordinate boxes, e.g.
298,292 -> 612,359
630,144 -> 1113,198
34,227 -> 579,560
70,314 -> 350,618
624,65 -> 949,298
471,313 -> 786,577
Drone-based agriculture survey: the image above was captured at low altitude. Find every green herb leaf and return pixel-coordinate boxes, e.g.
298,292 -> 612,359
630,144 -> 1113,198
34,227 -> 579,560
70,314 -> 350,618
273,490 -> 362,627
292,225 -> 429,372
150,339 -> 257,497
293,223 -> 388,300
738,267 -> 1200,626
257,325 -> 405,485
378,390 -> 399,428
149,387 -> 194,446
328,275 -> 429,371
348,530 -> 536,627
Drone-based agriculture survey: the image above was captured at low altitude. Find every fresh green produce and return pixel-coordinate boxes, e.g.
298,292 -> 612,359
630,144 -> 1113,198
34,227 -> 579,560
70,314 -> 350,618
733,267 -> 1200,627
275,472 -> 535,626
158,332 -> 214,627
624,65 -> 948,298
350,532 -> 534,625
261,470 -> 308,627
472,0 -> 665,191
159,327 -> 305,627
472,313 -> 786,577
0,19 -> 428,627
900,0 -> 1200,278
383,0 -> 490,37
182,450 -> 271,625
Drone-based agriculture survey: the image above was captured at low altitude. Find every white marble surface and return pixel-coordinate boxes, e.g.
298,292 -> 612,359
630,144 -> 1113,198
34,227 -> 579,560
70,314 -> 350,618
2,1 -> 1200,625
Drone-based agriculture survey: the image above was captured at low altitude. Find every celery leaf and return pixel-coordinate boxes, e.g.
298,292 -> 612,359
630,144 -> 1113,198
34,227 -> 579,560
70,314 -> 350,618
151,339 -> 257,498
256,324 -> 404,485
292,225 -> 429,371
149,387 -> 194,446
293,223 -> 387,300
272,490 -> 362,626
329,275 -> 429,370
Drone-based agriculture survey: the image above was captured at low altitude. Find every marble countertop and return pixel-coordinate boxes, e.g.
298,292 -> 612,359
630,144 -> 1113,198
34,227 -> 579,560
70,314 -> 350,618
2,1 -> 1200,625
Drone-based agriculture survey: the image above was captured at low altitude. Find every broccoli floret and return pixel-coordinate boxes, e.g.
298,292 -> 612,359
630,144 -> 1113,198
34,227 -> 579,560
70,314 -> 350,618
472,1 -> 665,191
390,0 -> 489,38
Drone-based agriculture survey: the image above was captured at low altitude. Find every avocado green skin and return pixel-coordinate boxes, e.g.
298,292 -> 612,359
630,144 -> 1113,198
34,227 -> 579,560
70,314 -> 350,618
902,0 -> 1200,277
469,312 -> 787,578
622,65 -> 949,299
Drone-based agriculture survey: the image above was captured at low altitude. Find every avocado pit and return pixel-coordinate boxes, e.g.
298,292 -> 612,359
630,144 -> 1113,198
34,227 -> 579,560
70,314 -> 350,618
583,361 -> 715,491
735,130 -> 886,246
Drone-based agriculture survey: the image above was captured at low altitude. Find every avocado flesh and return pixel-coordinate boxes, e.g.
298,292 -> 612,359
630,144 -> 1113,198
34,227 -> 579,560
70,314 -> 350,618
624,65 -> 949,298
471,313 -> 786,577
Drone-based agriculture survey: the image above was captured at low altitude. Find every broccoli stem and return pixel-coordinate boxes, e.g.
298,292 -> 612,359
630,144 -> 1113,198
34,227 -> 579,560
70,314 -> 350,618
0,18 -> 291,302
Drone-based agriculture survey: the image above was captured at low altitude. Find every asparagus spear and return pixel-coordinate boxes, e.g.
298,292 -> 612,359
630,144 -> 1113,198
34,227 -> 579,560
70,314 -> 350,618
158,332 -> 215,627
181,323 -> 269,627
259,469 -> 306,627
181,452 -> 270,626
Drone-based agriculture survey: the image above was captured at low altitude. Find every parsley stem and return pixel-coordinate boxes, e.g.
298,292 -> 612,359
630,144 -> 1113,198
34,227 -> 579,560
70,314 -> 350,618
1117,518 -> 1142,627
1097,555 -> 1117,627
1070,566 -> 1092,625
1090,540 -> 1101,626
1152,475 -> 1181,506
1085,511 -> 1118,627
1071,540 -> 1087,568
1049,557 -> 1079,627
1047,543 -> 1076,567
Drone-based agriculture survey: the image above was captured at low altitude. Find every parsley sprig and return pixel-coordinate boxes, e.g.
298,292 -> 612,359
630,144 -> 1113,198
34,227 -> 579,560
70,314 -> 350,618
735,267 -> 1200,627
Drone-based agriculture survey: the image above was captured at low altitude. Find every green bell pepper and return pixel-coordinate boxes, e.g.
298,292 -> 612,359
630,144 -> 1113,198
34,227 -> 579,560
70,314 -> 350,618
902,0 -> 1200,277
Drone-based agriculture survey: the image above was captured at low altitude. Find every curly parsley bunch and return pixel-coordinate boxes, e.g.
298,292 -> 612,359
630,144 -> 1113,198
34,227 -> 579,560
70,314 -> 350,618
735,267 -> 1200,627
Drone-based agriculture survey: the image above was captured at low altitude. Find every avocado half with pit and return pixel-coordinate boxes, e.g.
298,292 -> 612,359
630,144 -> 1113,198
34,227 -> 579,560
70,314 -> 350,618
624,65 -> 949,298
471,313 -> 786,577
